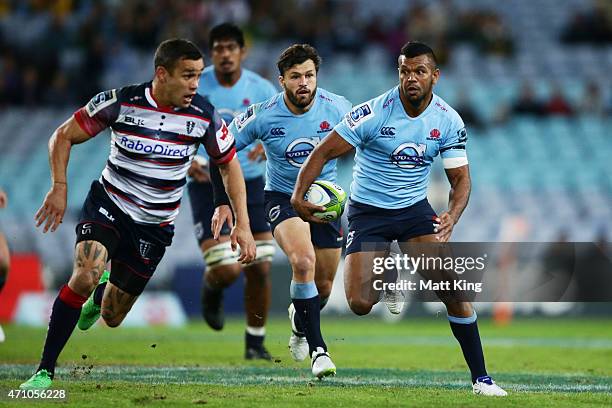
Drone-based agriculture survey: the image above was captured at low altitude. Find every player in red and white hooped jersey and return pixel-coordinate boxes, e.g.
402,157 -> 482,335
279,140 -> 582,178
74,79 -> 236,224
20,39 -> 256,390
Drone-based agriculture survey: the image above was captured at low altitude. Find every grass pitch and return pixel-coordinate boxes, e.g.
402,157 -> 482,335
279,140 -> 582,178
0,316 -> 611,407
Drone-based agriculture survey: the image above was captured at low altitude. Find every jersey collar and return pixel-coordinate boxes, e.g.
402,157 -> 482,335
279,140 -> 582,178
146,82 -> 177,113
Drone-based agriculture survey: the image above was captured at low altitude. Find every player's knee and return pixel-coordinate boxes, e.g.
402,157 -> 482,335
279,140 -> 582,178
289,253 -> 315,280
348,297 -> 374,316
101,311 -> 126,328
444,300 -> 473,317
69,268 -> 99,295
206,264 -> 241,288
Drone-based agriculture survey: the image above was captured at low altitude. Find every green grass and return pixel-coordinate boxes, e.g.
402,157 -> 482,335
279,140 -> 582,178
1,316 -> 611,406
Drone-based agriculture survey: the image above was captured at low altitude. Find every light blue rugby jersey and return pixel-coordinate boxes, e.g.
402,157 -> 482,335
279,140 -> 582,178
334,86 -> 468,209
228,88 -> 352,195
197,66 -> 277,179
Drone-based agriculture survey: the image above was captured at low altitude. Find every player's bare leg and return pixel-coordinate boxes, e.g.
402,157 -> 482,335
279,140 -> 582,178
313,247 -> 341,308
400,234 -> 507,396
344,250 -> 388,315
21,240 -> 108,389
242,231 -> 272,360
0,232 -> 10,342
100,281 -> 138,327
275,218 -> 335,377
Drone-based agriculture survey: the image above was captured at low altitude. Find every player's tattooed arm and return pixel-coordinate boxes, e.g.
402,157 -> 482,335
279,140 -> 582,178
36,116 -> 94,233
435,165 -> 471,242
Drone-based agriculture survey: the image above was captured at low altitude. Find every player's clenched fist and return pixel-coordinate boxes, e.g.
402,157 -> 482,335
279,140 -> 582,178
35,183 -> 67,233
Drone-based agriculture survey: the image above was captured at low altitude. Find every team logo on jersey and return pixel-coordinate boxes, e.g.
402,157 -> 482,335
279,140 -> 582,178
186,120 -> 196,135
268,205 -> 281,222
379,127 -> 396,137
139,239 -> 152,260
216,121 -> 234,153
345,103 -> 374,130
284,137 -> 320,167
270,127 -> 286,136
235,105 -> 256,131
86,89 -> 117,117
427,128 -> 441,140
390,143 -> 427,169
317,121 -> 331,133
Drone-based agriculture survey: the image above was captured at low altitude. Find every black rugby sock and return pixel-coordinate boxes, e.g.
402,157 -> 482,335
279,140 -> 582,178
290,280 -> 327,354
448,313 -> 488,383
38,285 -> 87,377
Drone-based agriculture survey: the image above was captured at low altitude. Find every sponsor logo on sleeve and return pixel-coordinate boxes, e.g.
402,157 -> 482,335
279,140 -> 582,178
86,89 -> 117,117
345,103 -> 374,130
235,105 -> 256,131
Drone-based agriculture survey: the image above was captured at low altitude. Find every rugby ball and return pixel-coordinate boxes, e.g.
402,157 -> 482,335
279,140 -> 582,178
305,180 -> 347,221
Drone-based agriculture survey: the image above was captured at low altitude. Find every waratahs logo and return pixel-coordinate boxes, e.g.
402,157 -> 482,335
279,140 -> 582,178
284,137 -> 320,167
390,143 -> 427,169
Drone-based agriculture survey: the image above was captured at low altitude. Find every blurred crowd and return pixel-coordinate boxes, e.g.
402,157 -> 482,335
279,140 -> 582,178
0,0 -> 609,109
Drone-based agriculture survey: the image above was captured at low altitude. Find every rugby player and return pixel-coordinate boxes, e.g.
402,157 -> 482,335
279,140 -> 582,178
210,44 -> 352,378
291,42 -> 507,396
20,39 -> 256,390
187,23 -> 277,360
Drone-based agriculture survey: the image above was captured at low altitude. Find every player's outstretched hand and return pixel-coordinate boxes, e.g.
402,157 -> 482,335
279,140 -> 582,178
290,195 -> 327,224
35,183 -> 67,233
434,212 -> 456,242
231,223 -> 256,264
211,205 -> 233,240
247,143 -> 266,162
0,188 -> 7,209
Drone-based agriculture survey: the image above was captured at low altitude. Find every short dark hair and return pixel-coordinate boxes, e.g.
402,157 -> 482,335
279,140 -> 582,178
399,41 -> 437,67
277,44 -> 321,76
154,39 -> 203,73
209,22 -> 245,50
